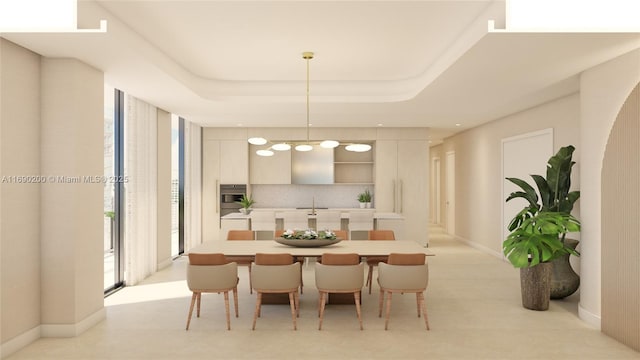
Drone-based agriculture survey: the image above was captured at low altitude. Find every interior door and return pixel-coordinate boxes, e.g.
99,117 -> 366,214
445,151 -> 455,236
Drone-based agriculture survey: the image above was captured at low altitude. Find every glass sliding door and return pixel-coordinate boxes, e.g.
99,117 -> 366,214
104,85 -> 125,294
171,115 -> 185,257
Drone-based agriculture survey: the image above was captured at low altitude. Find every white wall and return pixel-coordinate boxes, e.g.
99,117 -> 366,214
0,38 -> 41,347
1,40 -> 106,358
439,94 -> 580,255
40,58 -> 104,333
579,48 -> 640,329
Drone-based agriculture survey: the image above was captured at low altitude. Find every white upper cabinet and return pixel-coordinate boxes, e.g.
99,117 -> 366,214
220,140 -> 248,184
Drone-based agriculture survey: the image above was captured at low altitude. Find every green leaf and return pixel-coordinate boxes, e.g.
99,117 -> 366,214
506,177 -> 539,209
531,174 -> 552,210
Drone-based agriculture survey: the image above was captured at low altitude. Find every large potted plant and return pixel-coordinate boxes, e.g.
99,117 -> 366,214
505,145 -> 581,299
503,211 -> 580,310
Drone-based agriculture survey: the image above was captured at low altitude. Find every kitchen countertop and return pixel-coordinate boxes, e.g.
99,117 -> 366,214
221,209 -> 403,220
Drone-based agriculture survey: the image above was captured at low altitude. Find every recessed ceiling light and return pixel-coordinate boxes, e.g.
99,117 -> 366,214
455,123 -> 461,127
377,123 -> 383,127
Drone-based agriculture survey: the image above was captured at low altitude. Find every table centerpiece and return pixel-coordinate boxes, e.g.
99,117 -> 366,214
275,229 -> 342,247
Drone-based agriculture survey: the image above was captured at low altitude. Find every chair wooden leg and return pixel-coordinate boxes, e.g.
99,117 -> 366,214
378,289 -> 384,317
354,291 -> 363,330
196,292 -> 202,317
367,265 -> 374,294
289,292 -> 297,330
384,291 -> 393,330
223,291 -> 231,330
318,291 -> 326,330
416,293 -> 421,317
233,287 -> 239,318
420,292 -> 430,330
295,290 -> 300,317
252,292 -> 262,330
186,292 -> 197,330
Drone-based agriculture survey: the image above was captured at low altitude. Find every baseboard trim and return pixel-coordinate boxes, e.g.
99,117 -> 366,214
455,235 -> 504,259
578,303 -> 601,330
41,307 -> 106,338
0,325 -> 40,359
157,257 -> 173,270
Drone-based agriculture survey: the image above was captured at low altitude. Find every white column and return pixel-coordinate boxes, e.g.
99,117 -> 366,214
40,58 -> 105,335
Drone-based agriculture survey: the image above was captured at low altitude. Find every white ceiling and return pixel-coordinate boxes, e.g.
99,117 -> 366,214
3,0 -> 640,144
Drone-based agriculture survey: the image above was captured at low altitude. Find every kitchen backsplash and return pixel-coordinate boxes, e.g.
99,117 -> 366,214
250,184 -> 374,209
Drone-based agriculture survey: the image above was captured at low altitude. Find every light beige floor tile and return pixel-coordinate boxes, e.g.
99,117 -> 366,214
7,225 -> 640,359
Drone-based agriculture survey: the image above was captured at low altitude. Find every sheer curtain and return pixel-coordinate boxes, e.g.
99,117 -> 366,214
184,122 -> 202,251
124,95 -> 158,285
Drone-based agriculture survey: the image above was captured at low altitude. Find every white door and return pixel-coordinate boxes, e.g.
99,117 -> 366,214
432,158 -> 441,224
445,151 -> 455,236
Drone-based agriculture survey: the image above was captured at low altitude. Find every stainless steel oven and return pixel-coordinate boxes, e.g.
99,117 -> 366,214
220,184 -> 247,217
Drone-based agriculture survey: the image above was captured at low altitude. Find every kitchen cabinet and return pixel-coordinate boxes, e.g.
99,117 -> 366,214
375,140 -> 429,246
249,144 -> 291,184
334,145 -> 374,184
202,140 -> 221,243
220,140 -> 248,184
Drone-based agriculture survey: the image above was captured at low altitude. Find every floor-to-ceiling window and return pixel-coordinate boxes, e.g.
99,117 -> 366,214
171,115 -> 185,257
104,85 -> 125,294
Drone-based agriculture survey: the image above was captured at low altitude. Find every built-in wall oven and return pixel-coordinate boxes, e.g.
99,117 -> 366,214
220,184 -> 247,217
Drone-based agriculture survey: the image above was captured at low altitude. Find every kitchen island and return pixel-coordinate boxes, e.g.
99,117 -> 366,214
220,208 -> 405,241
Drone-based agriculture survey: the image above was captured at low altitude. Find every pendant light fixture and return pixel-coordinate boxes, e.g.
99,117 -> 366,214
251,51 -> 370,156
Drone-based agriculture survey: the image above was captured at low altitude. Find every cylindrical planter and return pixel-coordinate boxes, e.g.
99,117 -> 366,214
520,262 -> 552,311
550,238 -> 580,299
359,202 -> 366,208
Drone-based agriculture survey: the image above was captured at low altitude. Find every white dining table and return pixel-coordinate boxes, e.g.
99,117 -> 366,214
189,239 -> 435,257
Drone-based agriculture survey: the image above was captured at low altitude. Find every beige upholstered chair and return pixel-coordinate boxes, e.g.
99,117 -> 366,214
365,230 -> 396,294
315,210 -> 342,232
185,253 -> 239,330
315,253 -> 365,330
251,253 -> 301,330
377,253 -> 429,330
226,230 -> 255,293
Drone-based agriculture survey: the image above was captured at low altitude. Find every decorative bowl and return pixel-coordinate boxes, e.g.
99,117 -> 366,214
275,238 -> 342,248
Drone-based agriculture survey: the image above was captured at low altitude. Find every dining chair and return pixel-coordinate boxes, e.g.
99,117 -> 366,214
251,253 -> 301,330
282,210 -> 309,230
348,210 -> 374,240
377,253 -> 429,330
315,253 -> 365,330
250,211 -> 276,240
185,253 -> 239,330
315,210 -> 342,232
226,230 -> 255,294
365,229 -> 396,294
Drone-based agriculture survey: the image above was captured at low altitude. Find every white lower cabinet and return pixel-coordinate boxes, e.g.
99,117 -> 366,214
376,218 -> 405,241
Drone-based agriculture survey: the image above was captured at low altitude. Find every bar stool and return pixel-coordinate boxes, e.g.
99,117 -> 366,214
250,211 -> 276,240
348,210 -> 374,240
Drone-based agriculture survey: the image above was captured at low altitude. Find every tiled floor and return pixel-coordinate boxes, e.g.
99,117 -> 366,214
8,226 -> 640,359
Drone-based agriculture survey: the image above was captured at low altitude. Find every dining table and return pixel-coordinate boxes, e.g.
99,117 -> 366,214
189,239 -> 435,257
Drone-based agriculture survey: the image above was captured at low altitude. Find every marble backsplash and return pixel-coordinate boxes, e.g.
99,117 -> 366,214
250,184 -> 374,209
